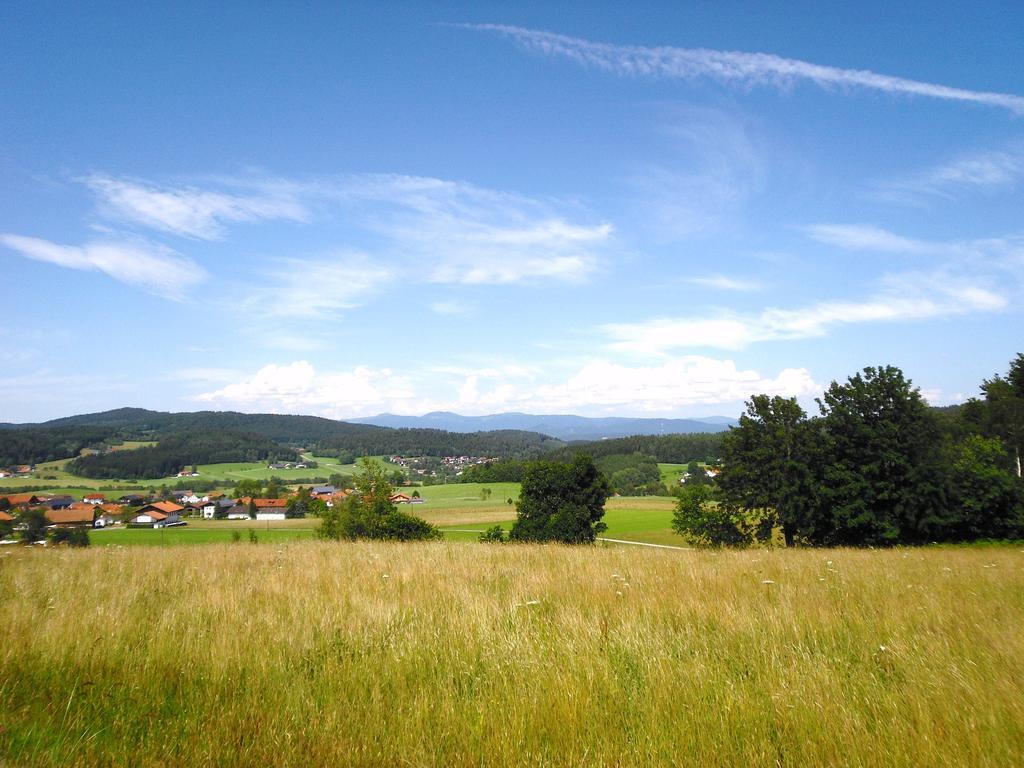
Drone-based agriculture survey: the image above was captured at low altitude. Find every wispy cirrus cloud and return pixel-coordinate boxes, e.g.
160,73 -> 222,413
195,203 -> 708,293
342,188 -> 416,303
323,173 -> 612,284
0,233 -> 205,299
244,253 -> 392,319
685,274 -> 761,291
873,142 -> 1024,203
802,223 -> 953,255
84,174 -> 309,239
603,279 -> 1006,354
462,24 -> 1024,114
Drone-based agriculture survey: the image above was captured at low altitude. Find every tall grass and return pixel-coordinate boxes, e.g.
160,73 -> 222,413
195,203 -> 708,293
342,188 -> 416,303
1,543 -> 1022,766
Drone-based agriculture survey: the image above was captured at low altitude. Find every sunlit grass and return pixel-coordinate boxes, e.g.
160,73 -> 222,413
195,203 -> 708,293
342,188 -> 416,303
2,543 -> 1022,766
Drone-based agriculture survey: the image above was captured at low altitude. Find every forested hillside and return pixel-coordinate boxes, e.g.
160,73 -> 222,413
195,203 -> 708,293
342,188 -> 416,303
1,408 -> 565,466
66,431 -> 297,479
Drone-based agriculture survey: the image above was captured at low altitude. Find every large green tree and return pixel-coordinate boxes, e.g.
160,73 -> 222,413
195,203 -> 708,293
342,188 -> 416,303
980,353 -> 1024,479
510,454 -> 611,544
716,395 -> 822,546
815,366 -> 947,545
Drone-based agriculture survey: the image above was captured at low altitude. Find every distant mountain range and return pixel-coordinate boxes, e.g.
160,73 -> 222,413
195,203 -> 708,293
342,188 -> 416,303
348,411 -> 737,441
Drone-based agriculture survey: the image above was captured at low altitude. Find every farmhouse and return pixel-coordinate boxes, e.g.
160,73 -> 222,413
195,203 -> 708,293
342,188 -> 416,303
82,493 -> 106,505
0,493 -> 41,508
390,493 -> 413,504
310,485 -> 335,497
45,504 -> 96,527
39,495 -> 74,510
225,504 -> 252,520
130,501 -> 184,527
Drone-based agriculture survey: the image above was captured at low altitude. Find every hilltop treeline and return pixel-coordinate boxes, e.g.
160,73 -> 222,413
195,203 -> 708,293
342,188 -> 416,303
316,428 -> 561,460
66,431 -> 297,480
3,408 -> 565,464
547,432 -> 724,464
0,426 -> 117,466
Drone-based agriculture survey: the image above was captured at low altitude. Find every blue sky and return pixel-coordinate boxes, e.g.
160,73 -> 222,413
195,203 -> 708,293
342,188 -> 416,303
2,1 -> 1023,422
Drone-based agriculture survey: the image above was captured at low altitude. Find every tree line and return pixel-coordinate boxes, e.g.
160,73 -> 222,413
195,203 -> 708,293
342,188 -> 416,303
66,431 -> 298,480
676,356 -> 1024,547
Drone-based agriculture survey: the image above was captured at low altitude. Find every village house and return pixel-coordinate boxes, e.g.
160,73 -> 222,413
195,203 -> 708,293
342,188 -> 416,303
201,498 -> 235,519
0,510 -> 15,524
129,501 -> 184,527
225,504 -> 252,520
1,493 -> 42,508
45,504 -> 96,527
39,495 -> 74,510
82,493 -> 106,505
310,485 -> 335,497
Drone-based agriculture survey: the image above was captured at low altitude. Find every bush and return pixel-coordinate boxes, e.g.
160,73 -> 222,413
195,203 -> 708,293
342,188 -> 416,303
49,527 -> 90,547
478,525 -> 506,543
671,485 -> 752,547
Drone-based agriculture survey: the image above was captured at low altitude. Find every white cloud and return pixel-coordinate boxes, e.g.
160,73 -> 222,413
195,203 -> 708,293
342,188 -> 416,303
84,174 -> 308,239
429,300 -> 473,316
603,282 -> 1007,354
0,233 -> 206,298
194,357 -> 819,418
465,24 -> 1024,114
686,274 -> 760,291
324,173 -> 611,284
625,106 -> 765,239
195,361 -> 417,416
244,253 -> 392,319
875,142 -> 1024,203
803,224 -> 944,254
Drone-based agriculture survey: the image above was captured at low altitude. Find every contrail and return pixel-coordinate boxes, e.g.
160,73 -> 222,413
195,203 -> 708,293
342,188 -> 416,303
460,24 -> 1024,115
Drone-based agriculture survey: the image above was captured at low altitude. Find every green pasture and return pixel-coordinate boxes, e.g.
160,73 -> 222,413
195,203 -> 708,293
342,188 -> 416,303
91,525 -> 316,547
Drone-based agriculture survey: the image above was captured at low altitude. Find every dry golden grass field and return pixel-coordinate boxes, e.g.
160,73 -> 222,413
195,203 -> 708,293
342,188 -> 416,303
2,542 -> 1023,766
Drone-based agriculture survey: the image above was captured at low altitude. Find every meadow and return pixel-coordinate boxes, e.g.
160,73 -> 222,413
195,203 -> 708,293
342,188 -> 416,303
1,542 -> 1022,766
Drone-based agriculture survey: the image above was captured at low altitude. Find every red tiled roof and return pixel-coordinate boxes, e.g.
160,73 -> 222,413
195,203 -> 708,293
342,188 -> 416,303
2,493 -> 39,506
45,507 -> 95,525
0,510 -> 14,522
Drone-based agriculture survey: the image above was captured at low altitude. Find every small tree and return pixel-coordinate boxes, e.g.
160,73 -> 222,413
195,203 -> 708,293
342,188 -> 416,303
248,500 -> 257,520
19,507 -> 49,544
478,525 -> 506,543
510,455 -> 611,544
480,487 -> 492,501
318,458 -> 439,541
50,526 -> 90,547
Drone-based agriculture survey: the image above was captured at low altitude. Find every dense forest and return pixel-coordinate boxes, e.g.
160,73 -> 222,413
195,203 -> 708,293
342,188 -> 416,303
0,426 -> 119,466
66,431 -> 297,480
546,432 -> 724,464
315,428 -> 562,460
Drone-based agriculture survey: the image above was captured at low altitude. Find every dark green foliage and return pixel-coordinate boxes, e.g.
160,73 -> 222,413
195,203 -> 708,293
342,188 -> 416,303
459,460 -> 528,483
18,508 -> 49,543
945,436 -> 1024,540
49,526 -> 90,547
328,473 -> 354,490
0,425 -> 116,466
717,396 -> 822,547
672,484 -> 751,547
546,432 -> 724,464
815,366 -> 948,546
287,488 -> 311,519
715,361 -> 1024,547
248,500 -> 257,520
478,525 -> 506,543
248,529 -> 258,544
67,431 -> 296,480
318,459 -> 439,542
596,453 -> 664,496
510,455 -> 611,544
685,461 -> 712,486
